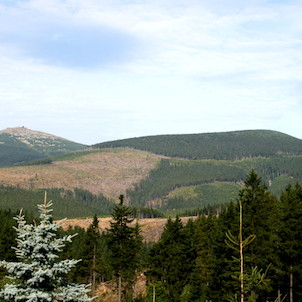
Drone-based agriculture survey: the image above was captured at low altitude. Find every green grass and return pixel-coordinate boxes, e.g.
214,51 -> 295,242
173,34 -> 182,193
165,182 -> 241,210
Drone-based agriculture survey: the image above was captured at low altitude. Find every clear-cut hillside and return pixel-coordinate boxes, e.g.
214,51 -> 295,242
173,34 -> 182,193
1,129 -> 302,217
0,127 -> 86,166
0,148 -> 165,199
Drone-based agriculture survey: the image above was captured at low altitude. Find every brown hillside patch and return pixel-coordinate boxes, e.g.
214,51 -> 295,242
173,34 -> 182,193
59,216 -> 197,242
0,148 -> 165,199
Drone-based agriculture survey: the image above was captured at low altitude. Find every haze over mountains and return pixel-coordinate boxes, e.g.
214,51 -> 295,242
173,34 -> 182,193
1,126 -> 302,218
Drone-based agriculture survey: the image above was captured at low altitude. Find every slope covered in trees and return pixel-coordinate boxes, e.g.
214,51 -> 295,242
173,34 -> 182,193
1,147 -> 302,215
2,130 -> 302,216
1,172 -> 302,301
0,186 -> 114,219
94,130 -> 302,160
126,156 -> 302,212
144,172 -> 302,302
0,127 -> 86,167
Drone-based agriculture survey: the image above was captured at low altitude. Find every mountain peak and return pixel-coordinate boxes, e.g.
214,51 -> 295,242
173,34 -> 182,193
0,127 -> 68,142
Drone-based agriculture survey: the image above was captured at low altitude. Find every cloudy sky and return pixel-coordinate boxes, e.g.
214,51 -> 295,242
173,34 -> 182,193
0,0 -> 301,145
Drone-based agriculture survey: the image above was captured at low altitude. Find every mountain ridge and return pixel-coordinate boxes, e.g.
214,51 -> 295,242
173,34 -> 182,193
0,127 -> 86,166
0,127 -> 70,141
1,127 -> 302,217
94,129 -> 302,160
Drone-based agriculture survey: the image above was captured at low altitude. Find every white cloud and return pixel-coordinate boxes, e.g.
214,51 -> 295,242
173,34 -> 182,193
0,0 -> 302,144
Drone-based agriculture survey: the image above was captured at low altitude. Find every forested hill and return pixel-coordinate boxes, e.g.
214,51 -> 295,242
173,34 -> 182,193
93,130 -> 302,160
0,127 -> 86,166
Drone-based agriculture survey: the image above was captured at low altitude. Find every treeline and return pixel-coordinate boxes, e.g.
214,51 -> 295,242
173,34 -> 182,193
0,203 -> 146,302
0,186 -> 114,219
94,130 -> 302,160
15,149 -> 103,166
126,156 -> 302,211
1,172 -> 302,301
0,185 -> 166,220
127,159 -> 245,208
144,171 -> 302,301
253,156 -> 302,184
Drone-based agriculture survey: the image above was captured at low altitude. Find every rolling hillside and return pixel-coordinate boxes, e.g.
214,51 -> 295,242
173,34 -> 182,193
0,127 -> 86,166
94,130 -> 302,160
1,129 -> 302,217
0,148 -> 164,200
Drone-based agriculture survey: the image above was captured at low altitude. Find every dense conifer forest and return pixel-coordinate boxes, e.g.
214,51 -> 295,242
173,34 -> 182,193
126,156 -> 302,211
1,171 -> 302,301
1,129 -> 302,300
94,130 -> 302,160
2,129 -> 302,217
0,186 -> 114,219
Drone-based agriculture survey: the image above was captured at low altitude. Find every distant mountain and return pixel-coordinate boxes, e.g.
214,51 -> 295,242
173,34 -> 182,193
1,129 -> 302,217
94,130 -> 302,160
0,127 -> 86,166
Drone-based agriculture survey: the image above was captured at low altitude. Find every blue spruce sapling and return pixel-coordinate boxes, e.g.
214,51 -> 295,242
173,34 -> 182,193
0,194 -> 92,302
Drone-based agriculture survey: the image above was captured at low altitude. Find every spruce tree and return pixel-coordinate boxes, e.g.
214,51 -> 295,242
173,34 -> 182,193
147,216 -> 194,302
190,214 -> 219,301
238,171 -> 279,270
0,195 -> 92,302
279,183 -> 302,302
106,195 -> 142,301
78,215 -> 100,294
226,170 -> 279,301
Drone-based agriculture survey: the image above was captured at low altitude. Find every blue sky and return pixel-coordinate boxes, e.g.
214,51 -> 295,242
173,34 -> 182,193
0,0 -> 301,145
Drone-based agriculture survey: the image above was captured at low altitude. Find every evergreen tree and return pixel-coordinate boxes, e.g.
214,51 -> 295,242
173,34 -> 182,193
279,183 -> 302,302
0,210 -> 17,262
79,215 -> 100,294
57,225 -> 86,283
229,170 -> 279,300
106,195 -> 143,301
188,214 -> 220,302
216,201 -> 241,301
238,171 -> 279,265
0,195 -> 92,302
146,216 -> 194,302
75,215 -> 112,293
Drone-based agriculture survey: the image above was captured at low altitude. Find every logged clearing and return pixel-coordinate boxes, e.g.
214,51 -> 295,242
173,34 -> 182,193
0,148 -> 165,199
59,216 -> 197,242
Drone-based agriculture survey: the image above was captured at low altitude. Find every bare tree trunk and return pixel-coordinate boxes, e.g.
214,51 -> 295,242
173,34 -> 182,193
118,274 -> 122,302
153,285 -> 156,302
92,244 -> 96,296
290,265 -> 293,302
